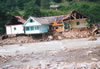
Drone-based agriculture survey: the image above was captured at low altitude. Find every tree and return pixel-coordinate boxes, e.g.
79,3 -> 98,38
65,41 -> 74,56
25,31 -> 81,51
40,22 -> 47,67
24,0 -> 41,18
0,4 -> 11,34
88,5 -> 100,23
40,0 -> 50,9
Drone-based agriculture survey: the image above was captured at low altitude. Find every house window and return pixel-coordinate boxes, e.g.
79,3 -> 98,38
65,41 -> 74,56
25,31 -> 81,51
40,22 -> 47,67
14,27 -> 16,30
30,26 -> 34,30
56,27 -> 58,29
76,22 -> 80,25
26,27 -> 29,31
30,19 -> 34,23
35,26 -> 39,30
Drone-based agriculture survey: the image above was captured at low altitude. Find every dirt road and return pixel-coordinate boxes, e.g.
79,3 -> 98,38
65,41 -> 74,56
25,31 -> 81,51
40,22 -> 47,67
0,37 -> 100,69
0,37 -> 100,56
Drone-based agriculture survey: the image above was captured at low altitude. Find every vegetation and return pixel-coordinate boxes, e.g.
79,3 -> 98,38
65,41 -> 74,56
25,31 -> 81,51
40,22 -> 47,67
0,0 -> 100,34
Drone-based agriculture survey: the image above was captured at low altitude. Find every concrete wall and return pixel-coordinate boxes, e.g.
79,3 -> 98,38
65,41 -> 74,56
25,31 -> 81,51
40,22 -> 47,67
6,25 -> 24,35
69,19 -> 88,29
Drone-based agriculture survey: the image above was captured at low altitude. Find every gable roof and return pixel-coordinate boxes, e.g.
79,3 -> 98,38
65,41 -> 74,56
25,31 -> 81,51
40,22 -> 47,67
6,16 -> 26,25
63,11 -> 88,21
31,15 -> 64,25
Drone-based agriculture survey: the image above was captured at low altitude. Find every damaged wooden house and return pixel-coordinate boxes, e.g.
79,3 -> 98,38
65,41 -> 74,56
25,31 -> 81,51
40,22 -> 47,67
63,11 -> 88,29
5,16 -> 26,35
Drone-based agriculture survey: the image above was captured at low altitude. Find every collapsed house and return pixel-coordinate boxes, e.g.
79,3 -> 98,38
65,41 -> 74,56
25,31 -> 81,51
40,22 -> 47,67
63,11 -> 88,29
5,16 -> 26,35
50,16 -> 64,32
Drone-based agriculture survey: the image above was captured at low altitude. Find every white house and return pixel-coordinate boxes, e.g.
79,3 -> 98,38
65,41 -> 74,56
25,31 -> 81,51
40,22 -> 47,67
24,16 -> 50,34
5,16 -> 26,35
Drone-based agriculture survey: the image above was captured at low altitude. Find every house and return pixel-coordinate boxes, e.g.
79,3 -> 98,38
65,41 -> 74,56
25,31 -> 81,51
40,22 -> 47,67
24,16 -> 65,34
63,11 -> 88,29
50,5 -> 60,10
24,16 -> 50,34
50,16 -> 64,32
5,16 -> 26,35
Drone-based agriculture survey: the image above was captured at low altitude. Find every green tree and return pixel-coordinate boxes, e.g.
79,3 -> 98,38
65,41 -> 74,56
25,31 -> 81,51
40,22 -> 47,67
88,5 -> 100,23
24,0 -> 41,18
41,0 -> 50,9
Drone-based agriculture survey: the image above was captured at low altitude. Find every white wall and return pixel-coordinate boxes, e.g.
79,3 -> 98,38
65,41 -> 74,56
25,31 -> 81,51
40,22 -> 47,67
6,25 -> 24,35
6,26 -> 12,35
24,17 -> 41,26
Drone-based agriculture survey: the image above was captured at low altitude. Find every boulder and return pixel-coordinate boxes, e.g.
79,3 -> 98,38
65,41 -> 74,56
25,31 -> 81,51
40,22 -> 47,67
88,36 -> 97,41
48,35 -> 53,40
57,36 -> 62,40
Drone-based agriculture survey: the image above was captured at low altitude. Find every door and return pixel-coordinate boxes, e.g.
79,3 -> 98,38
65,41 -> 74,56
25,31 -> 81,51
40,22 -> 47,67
64,23 -> 70,29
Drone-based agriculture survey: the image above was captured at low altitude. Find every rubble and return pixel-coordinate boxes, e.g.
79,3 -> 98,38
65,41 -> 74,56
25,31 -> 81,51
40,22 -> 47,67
62,28 -> 91,39
0,36 -> 41,45
0,26 -> 100,45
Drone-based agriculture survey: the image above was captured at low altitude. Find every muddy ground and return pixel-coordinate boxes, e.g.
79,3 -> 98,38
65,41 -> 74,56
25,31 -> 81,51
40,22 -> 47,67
0,37 -> 100,69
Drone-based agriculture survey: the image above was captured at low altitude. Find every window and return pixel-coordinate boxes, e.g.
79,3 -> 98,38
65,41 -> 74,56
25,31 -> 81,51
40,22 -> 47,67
76,22 -> 80,25
26,27 -> 29,31
14,27 -> 16,30
35,26 -> 39,30
61,26 -> 63,28
30,19 -> 34,23
56,27 -> 58,29
30,26 -> 34,30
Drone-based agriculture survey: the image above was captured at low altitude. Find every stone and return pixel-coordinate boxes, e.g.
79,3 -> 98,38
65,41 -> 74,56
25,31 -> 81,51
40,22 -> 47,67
88,36 -> 97,41
91,58 -> 98,61
58,36 -> 62,40
89,64 -> 98,69
48,35 -> 53,40
33,66 -> 38,69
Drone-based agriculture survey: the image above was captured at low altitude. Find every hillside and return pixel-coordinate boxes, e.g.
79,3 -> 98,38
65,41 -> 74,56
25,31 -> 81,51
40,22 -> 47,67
0,0 -> 100,34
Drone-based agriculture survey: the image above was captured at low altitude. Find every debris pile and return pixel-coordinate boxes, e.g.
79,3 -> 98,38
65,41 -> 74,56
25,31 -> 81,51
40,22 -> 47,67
62,28 -> 91,39
1,26 -> 100,45
0,36 -> 41,45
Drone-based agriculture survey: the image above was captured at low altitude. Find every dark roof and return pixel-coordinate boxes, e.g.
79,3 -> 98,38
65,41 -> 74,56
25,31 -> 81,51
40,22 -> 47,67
6,16 -> 26,25
31,15 -> 64,25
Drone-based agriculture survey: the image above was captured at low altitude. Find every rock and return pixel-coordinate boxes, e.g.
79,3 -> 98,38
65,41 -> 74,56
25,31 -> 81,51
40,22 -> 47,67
48,35 -> 53,40
86,51 -> 93,55
33,66 -> 38,69
88,36 -> 97,41
89,63 -> 98,69
7,67 -> 17,69
91,58 -> 98,61
58,36 -> 62,40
